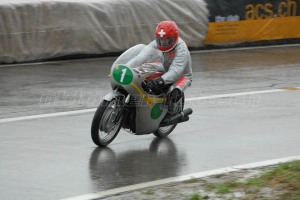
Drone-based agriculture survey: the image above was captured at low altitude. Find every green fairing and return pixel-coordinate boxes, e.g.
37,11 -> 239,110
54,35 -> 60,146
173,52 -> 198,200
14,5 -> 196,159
151,103 -> 163,119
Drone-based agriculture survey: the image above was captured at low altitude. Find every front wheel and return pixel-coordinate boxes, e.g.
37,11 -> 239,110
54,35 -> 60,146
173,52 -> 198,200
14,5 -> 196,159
91,99 -> 123,147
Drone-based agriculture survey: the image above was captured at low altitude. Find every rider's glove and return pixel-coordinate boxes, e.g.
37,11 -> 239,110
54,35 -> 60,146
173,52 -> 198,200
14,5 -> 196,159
146,77 -> 165,90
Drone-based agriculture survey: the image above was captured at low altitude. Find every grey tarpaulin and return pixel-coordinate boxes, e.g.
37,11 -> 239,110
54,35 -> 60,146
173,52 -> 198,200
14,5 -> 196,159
0,0 -> 208,63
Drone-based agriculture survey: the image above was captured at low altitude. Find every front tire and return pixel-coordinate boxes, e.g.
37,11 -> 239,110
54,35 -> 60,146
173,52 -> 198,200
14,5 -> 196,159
91,99 -> 123,147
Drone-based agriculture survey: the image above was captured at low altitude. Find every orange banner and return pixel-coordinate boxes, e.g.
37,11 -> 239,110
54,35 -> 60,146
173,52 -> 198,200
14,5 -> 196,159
204,16 -> 300,44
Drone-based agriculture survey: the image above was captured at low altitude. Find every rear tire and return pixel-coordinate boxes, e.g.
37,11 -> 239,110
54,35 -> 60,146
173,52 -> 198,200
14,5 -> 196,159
91,99 -> 123,147
153,94 -> 185,138
153,124 -> 177,138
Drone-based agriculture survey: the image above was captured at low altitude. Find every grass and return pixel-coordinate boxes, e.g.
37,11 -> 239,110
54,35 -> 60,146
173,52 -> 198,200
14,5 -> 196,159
188,193 -> 202,200
141,188 -> 155,195
206,160 -> 300,199
207,181 -> 242,194
186,177 -> 200,183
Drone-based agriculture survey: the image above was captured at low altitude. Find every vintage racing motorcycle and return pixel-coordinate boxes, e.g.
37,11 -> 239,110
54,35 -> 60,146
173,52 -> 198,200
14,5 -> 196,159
91,45 -> 193,147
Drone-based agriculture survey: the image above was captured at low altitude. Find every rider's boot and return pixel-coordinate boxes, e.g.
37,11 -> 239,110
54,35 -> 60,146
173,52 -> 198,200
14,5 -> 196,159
162,89 -> 183,123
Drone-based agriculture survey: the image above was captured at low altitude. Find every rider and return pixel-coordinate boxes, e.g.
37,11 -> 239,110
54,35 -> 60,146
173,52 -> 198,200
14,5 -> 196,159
127,21 -> 192,117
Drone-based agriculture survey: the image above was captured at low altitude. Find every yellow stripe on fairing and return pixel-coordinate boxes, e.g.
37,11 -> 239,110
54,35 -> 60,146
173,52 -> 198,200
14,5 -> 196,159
130,82 -> 166,107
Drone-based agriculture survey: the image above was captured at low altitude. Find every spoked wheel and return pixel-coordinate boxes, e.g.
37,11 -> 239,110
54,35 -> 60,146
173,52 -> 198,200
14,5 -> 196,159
153,94 -> 185,138
91,99 -> 123,147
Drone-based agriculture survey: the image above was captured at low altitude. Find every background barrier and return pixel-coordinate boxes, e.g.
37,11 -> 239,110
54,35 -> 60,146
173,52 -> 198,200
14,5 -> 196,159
0,0 -> 208,64
1,0 -> 300,64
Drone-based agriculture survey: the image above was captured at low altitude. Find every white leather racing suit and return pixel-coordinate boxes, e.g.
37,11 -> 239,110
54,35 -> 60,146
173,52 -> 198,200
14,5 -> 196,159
127,38 -> 192,92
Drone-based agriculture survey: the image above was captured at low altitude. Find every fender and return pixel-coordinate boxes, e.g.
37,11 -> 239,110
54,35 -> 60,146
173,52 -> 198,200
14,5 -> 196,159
103,90 -> 124,101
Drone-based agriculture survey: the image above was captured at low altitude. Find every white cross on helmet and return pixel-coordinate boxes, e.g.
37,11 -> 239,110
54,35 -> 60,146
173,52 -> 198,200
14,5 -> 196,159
158,29 -> 166,37
155,21 -> 179,52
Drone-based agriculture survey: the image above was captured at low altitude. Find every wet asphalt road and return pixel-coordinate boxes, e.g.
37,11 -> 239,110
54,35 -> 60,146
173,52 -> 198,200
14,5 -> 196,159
0,45 -> 300,200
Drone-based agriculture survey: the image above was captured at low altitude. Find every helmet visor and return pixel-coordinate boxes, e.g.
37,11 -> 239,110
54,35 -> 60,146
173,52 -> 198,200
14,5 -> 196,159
156,37 -> 175,48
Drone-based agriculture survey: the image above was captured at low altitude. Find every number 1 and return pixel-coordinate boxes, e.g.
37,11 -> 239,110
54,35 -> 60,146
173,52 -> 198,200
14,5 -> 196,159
120,68 -> 127,83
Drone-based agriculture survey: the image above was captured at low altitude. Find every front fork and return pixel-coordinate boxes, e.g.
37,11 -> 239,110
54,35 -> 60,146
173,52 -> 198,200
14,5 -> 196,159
113,94 -> 130,123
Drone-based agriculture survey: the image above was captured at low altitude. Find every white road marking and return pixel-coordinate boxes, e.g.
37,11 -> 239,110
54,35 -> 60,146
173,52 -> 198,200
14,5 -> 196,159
0,109 -> 96,123
0,87 -> 299,123
185,88 -> 283,101
61,155 -> 300,200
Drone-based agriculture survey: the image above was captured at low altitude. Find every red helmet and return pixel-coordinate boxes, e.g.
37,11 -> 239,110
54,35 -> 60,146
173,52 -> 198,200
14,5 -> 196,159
155,21 -> 179,52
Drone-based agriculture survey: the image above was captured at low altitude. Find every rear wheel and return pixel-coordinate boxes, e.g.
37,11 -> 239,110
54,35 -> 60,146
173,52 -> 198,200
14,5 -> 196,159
153,124 -> 177,138
91,99 -> 123,147
153,94 -> 184,137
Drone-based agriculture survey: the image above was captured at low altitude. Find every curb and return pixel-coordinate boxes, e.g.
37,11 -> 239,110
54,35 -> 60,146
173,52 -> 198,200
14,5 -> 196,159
61,155 -> 300,200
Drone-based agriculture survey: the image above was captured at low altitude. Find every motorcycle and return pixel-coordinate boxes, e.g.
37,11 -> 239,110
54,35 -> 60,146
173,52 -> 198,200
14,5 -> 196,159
91,44 -> 193,147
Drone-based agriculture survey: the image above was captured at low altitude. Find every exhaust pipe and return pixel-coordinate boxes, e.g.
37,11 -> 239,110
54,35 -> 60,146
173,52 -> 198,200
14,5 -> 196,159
160,108 -> 193,127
